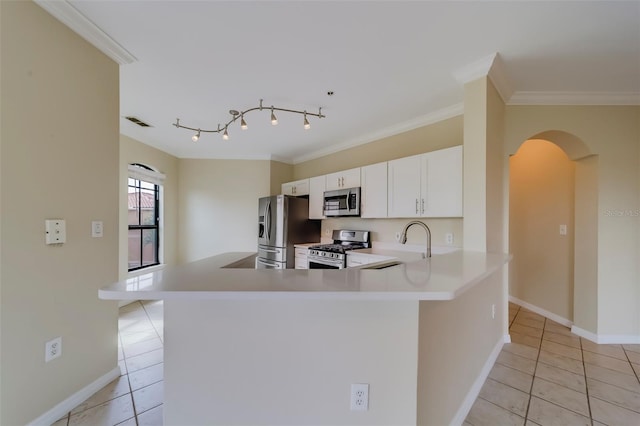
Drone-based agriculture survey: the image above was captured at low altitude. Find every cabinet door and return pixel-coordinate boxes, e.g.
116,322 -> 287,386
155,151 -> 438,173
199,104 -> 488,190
308,175 -> 326,219
422,146 -> 463,217
361,162 -> 387,218
387,155 -> 421,218
325,168 -> 361,191
281,182 -> 295,196
341,168 -> 361,188
281,179 -> 309,196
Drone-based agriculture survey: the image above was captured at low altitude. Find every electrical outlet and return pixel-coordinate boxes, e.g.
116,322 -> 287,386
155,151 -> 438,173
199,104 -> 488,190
491,304 -> 496,319
350,383 -> 369,411
445,233 -> 454,245
45,337 -> 62,362
559,224 -> 567,235
395,232 -> 401,242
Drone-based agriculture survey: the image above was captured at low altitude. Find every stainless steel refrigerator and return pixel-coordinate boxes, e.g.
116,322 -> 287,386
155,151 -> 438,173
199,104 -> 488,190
256,195 -> 320,269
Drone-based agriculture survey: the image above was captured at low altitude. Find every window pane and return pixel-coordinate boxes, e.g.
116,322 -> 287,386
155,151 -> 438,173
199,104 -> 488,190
128,187 -> 140,225
128,229 -> 142,269
142,229 -> 157,266
140,187 -> 156,225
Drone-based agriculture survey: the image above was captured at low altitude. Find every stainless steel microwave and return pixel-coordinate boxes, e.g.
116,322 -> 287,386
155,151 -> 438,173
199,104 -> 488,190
323,187 -> 361,217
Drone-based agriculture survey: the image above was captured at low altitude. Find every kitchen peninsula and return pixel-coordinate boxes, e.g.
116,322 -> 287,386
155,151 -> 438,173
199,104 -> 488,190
100,249 -> 510,425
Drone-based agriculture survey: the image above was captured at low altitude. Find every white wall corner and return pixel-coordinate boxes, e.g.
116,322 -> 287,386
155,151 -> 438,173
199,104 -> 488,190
487,53 -> 513,103
33,0 -> 137,65
503,334 -> 512,343
26,366 -> 121,426
452,53 -> 497,86
450,336 -> 504,426
509,296 -> 573,328
570,325 -> 599,343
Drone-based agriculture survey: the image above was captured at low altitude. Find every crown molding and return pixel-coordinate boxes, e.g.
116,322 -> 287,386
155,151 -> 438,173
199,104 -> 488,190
452,53 -> 496,86
508,91 -> 640,105
452,52 -> 513,103
34,0 -> 137,65
292,103 -> 464,164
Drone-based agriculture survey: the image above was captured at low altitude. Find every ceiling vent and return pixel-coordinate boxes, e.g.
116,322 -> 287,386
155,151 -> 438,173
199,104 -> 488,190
124,116 -> 152,127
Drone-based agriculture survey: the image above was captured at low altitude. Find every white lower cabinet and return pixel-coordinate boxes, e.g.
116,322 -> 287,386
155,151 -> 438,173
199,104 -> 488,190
294,247 -> 309,269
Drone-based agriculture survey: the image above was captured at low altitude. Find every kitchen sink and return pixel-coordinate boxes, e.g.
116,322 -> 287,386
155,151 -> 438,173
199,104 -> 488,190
361,260 -> 404,270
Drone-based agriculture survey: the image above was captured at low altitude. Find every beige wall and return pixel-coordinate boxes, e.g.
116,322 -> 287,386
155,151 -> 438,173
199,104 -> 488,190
574,155 -> 599,332
505,106 -> 640,336
177,159 -> 271,263
417,268 -> 504,425
165,299 -> 419,425
509,140 -> 576,321
0,2 -> 120,424
120,135 -> 179,279
269,160 -> 293,196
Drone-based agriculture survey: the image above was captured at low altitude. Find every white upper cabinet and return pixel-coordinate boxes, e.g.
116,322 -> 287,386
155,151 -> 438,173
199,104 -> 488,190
423,146 -> 463,217
388,154 -> 423,218
281,178 -> 309,196
361,162 -> 388,218
308,175 -> 326,219
325,168 -> 361,191
387,146 -> 462,218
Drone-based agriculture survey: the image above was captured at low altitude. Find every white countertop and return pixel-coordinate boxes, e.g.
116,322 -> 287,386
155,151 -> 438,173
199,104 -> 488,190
99,249 -> 510,301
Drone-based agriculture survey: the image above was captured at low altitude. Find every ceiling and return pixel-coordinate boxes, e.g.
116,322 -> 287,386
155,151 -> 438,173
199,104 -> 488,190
41,1 -> 640,163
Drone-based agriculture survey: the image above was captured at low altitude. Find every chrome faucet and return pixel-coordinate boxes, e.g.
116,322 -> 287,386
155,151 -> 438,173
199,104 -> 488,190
400,220 -> 431,258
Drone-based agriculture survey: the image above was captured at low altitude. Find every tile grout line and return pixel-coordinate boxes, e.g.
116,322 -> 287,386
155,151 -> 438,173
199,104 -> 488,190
522,315 -> 545,423
579,337 -> 595,426
622,347 -> 640,385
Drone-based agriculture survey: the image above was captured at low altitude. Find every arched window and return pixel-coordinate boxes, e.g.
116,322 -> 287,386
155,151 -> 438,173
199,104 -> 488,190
128,163 -> 163,271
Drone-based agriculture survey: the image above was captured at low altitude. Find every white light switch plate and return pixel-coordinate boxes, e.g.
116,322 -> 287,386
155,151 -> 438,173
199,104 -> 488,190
92,221 -> 103,238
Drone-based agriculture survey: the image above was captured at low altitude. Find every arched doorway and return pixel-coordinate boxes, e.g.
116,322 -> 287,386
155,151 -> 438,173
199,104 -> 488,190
508,131 -> 597,334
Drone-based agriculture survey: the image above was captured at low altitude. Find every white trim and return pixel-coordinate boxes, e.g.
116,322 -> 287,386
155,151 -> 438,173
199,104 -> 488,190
504,334 -> 512,344
508,91 -> 640,106
487,53 -> 514,103
34,1 -> 137,65
570,325 -> 599,343
509,296 -> 573,327
450,336 -> 504,426
27,366 -> 121,426
452,53 -> 497,86
572,326 -> 640,345
128,164 -> 166,185
291,103 -> 463,164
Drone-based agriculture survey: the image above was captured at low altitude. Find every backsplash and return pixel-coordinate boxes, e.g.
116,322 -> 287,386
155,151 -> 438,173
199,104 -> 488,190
320,217 -> 463,247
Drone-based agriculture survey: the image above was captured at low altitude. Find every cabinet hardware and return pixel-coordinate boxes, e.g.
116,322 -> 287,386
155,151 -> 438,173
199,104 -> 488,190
421,198 -> 425,214
415,199 -> 419,214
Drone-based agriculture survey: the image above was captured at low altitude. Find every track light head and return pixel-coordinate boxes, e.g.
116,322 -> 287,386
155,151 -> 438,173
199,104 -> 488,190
240,114 -> 247,130
222,127 -> 229,140
270,107 -> 278,125
303,112 -> 310,130
192,130 -> 201,142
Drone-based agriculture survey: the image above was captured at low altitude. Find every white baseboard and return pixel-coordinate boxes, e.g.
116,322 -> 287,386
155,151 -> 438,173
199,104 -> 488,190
503,334 -> 512,344
509,296 -> 572,327
451,336 -> 505,426
572,325 -> 640,344
27,366 -> 120,426
511,297 -> 640,344
570,325 -> 599,343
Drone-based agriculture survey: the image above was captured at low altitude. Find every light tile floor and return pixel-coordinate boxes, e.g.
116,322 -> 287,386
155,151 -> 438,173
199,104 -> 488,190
53,300 -> 164,426
465,303 -> 640,426
51,300 -> 640,425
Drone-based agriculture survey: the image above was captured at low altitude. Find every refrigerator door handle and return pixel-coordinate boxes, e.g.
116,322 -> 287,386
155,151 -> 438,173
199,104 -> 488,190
257,258 -> 279,268
265,200 -> 272,241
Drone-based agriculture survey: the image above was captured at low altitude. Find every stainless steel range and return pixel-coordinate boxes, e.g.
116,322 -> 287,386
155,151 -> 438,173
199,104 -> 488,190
307,230 -> 370,269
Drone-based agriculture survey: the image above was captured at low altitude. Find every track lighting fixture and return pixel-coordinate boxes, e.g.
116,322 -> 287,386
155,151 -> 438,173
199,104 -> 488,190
173,99 -> 325,142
